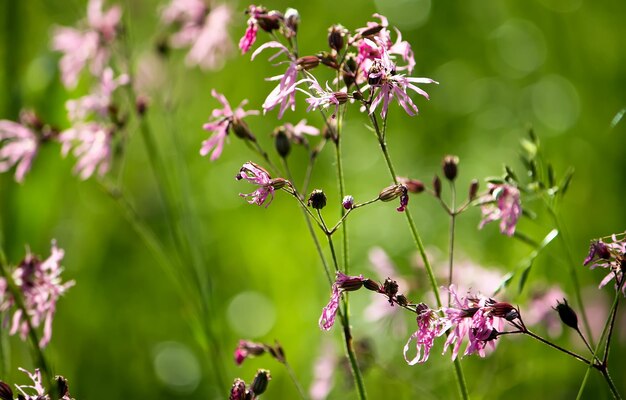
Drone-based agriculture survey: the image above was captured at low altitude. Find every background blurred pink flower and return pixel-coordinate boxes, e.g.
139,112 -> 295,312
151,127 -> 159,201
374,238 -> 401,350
0,120 -> 38,183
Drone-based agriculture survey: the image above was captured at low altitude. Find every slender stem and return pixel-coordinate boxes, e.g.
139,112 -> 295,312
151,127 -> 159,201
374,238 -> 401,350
283,360 -> 308,400
362,101 -> 467,399
523,329 -> 593,366
602,275 -> 622,365
547,206 -> 594,347
600,369 -> 622,400
447,182 -> 457,306
334,110 -> 349,275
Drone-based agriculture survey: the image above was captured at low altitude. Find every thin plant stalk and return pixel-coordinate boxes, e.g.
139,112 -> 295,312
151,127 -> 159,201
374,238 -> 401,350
447,182 -> 457,306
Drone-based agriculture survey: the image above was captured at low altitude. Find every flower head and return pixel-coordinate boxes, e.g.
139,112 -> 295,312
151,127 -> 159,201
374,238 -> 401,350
583,233 -> 626,295
234,340 -> 266,365
52,0 -> 121,88
252,42 -> 307,118
365,38 -> 436,119
478,183 -> 522,236
0,120 -> 38,183
236,162 -> 286,207
201,90 -> 259,160
403,304 -> 448,364
59,122 -> 112,180
319,272 -> 364,331
239,5 -> 283,54
0,242 -> 75,348
303,78 -> 349,118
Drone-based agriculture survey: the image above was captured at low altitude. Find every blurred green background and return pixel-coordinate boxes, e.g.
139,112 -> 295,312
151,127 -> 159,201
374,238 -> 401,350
1,0 -> 626,398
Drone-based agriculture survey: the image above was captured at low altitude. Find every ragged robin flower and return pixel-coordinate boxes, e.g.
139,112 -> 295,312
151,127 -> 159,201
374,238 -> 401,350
478,183 -> 522,237
583,233 -> 626,296
319,272 -> 365,331
236,162 -> 288,207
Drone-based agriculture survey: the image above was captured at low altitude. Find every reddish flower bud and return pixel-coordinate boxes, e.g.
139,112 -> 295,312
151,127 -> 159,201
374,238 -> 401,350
442,155 -> 459,181
297,55 -> 320,70
554,299 -> 579,330
363,279 -> 381,292
308,189 -> 327,209
342,195 -> 354,210
433,175 -> 442,198
251,369 -> 271,395
469,179 -> 479,201
398,177 -> 425,193
328,24 -> 348,51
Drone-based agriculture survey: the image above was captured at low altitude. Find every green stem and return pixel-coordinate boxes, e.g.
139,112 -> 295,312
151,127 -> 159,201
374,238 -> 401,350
547,206 -> 594,348
365,107 -> 467,399
335,110 -> 349,275
447,182 -> 457,306
283,360 -> 308,400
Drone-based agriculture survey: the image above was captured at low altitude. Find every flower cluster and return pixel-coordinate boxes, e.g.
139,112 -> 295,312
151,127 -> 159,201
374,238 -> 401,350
0,241 -> 75,348
235,162 -> 289,207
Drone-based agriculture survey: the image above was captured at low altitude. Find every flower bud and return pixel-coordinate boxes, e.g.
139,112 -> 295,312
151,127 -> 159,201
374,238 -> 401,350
297,55 -> 320,70
359,24 -> 384,38
352,90 -> 363,101
268,341 -> 286,363
284,8 -> 299,33
378,184 -> 404,202
232,118 -> 256,141
251,369 -> 271,395
383,278 -> 399,298
55,375 -> 71,399
257,11 -> 282,32
318,52 -> 339,70
396,294 -> 408,306
398,177 -> 425,194
433,175 -> 442,198
469,179 -> 479,201
136,95 -> 149,116
492,302 -> 517,320
270,178 -> 288,190
342,195 -> 354,210
0,382 -> 13,400
229,378 -> 247,400
333,91 -> 349,105
307,189 -> 327,209
363,279 -> 381,292
442,155 -> 459,181
273,128 -> 291,158
555,299 -> 579,330
339,277 -> 364,292
328,24 -> 348,51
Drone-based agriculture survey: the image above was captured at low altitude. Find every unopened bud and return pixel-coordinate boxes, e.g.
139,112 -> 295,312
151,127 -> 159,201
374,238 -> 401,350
251,369 -> 271,395
383,278 -> 399,298
307,189 -> 327,209
297,55 -> 320,70
555,299 -> 579,330
469,179 -> 479,201
342,195 -> 354,210
339,278 -> 364,292
257,11 -> 282,32
396,294 -> 408,306
284,8 -> 299,33
442,155 -> 459,181
318,51 -> 339,69
232,118 -> 255,141
398,177 -> 425,194
378,184 -> 404,202
268,341 -> 286,363
363,279 -> 381,292
0,382 -> 13,400
433,175 -> 442,198
229,378 -> 247,400
274,128 -> 291,158
55,376 -> 70,398
328,24 -> 348,51
352,90 -> 363,101
359,24 -> 384,38
270,178 -> 288,190
333,91 -> 349,105
492,302 -> 517,320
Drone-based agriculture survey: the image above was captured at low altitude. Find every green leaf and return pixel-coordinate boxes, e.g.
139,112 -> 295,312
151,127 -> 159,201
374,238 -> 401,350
520,138 -> 538,158
559,167 -> 575,196
517,229 -> 559,294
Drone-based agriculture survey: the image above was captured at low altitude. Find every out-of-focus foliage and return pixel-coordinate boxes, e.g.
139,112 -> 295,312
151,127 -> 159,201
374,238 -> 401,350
1,0 -> 625,399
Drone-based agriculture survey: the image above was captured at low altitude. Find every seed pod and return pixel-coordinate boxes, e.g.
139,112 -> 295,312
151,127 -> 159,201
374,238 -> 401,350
442,155 -> 459,181
554,299 -> 579,330
307,189 -> 327,209
251,370 -> 271,395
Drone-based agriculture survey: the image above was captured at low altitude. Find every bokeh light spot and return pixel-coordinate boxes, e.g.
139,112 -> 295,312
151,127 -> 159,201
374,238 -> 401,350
227,291 -> 276,337
153,342 -> 201,394
491,19 -> 546,76
531,74 -> 580,133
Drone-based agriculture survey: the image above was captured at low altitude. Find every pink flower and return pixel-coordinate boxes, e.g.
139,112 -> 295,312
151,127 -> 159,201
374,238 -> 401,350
201,90 -> 258,160
59,122 -> 112,180
319,272 -> 364,331
355,14 -> 415,77
0,120 -> 38,183
0,242 -> 75,348
442,286 -> 511,360
252,42 -> 306,118
236,162 -> 284,207
303,78 -> 349,118
309,341 -> 336,400
366,38 -> 436,119
478,183 -> 522,236
161,0 -> 207,26
66,67 -> 129,121
233,340 -> 266,365
185,5 -> 233,70
583,233 -> 626,295
238,5 -> 274,54
283,119 -> 319,141
403,304 -> 448,364
52,0 -> 121,88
